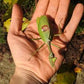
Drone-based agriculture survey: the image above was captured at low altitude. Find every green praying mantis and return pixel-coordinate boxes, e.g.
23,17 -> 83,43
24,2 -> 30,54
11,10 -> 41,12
34,15 -> 62,67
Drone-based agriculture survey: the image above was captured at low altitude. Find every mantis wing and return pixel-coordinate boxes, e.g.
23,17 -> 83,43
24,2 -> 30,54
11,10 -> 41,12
37,15 -> 50,44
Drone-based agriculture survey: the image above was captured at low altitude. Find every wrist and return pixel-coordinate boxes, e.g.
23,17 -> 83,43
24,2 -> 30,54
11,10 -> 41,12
10,67 -> 47,84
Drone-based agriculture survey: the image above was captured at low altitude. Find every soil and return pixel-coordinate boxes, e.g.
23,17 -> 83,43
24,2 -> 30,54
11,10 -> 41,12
0,33 -> 84,84
65,34 -> 84,64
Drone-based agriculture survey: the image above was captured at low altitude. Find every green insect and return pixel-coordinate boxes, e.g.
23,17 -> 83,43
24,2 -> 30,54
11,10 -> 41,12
35,15 -> 62,67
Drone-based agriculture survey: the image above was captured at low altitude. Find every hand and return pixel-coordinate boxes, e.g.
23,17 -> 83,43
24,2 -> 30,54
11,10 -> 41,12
8,0 -> 83,83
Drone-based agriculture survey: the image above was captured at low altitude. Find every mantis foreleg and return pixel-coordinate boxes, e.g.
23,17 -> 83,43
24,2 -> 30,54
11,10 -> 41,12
32,43 -> 45,55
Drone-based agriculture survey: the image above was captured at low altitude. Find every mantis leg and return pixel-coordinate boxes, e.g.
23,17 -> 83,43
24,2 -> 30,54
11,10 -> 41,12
31,38 -> 41,40
54,33 -> 62,36
54,23 -> 62,37
32,43 -> 45,55
51,43 -> 60,48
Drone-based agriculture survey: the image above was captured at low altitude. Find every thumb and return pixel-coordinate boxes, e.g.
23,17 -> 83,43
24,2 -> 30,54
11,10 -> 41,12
9,4 -> 23,34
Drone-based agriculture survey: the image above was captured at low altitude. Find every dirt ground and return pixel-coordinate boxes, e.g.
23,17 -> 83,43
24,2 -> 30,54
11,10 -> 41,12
0,33 -> 84,84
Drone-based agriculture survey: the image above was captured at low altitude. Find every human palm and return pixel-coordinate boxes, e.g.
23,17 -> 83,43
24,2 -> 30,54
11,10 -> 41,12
8,0 -> 83,83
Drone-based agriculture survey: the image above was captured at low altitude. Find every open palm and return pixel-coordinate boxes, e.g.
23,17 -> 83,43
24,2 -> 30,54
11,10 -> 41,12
8,0 -> 83,83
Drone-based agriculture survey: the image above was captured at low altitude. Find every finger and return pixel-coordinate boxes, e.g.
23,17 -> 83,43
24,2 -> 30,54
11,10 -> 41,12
46,0 -> 60,19
55,0 -> 70,29
9,4 -> 23,34
31,0 -> 49,21
63,3 -> 83,42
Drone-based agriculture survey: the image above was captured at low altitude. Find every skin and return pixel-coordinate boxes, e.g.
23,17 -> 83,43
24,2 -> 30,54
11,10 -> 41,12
8,0 -> 83,83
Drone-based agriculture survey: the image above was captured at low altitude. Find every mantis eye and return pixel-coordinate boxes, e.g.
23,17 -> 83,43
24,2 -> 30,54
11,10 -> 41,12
42,25 -> 50,32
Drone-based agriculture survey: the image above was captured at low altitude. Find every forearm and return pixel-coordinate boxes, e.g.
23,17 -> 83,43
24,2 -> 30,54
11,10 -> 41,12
10,67 -> 47,84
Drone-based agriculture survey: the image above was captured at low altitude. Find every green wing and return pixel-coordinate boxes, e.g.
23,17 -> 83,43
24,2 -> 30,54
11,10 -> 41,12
37,15 -> 50,44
